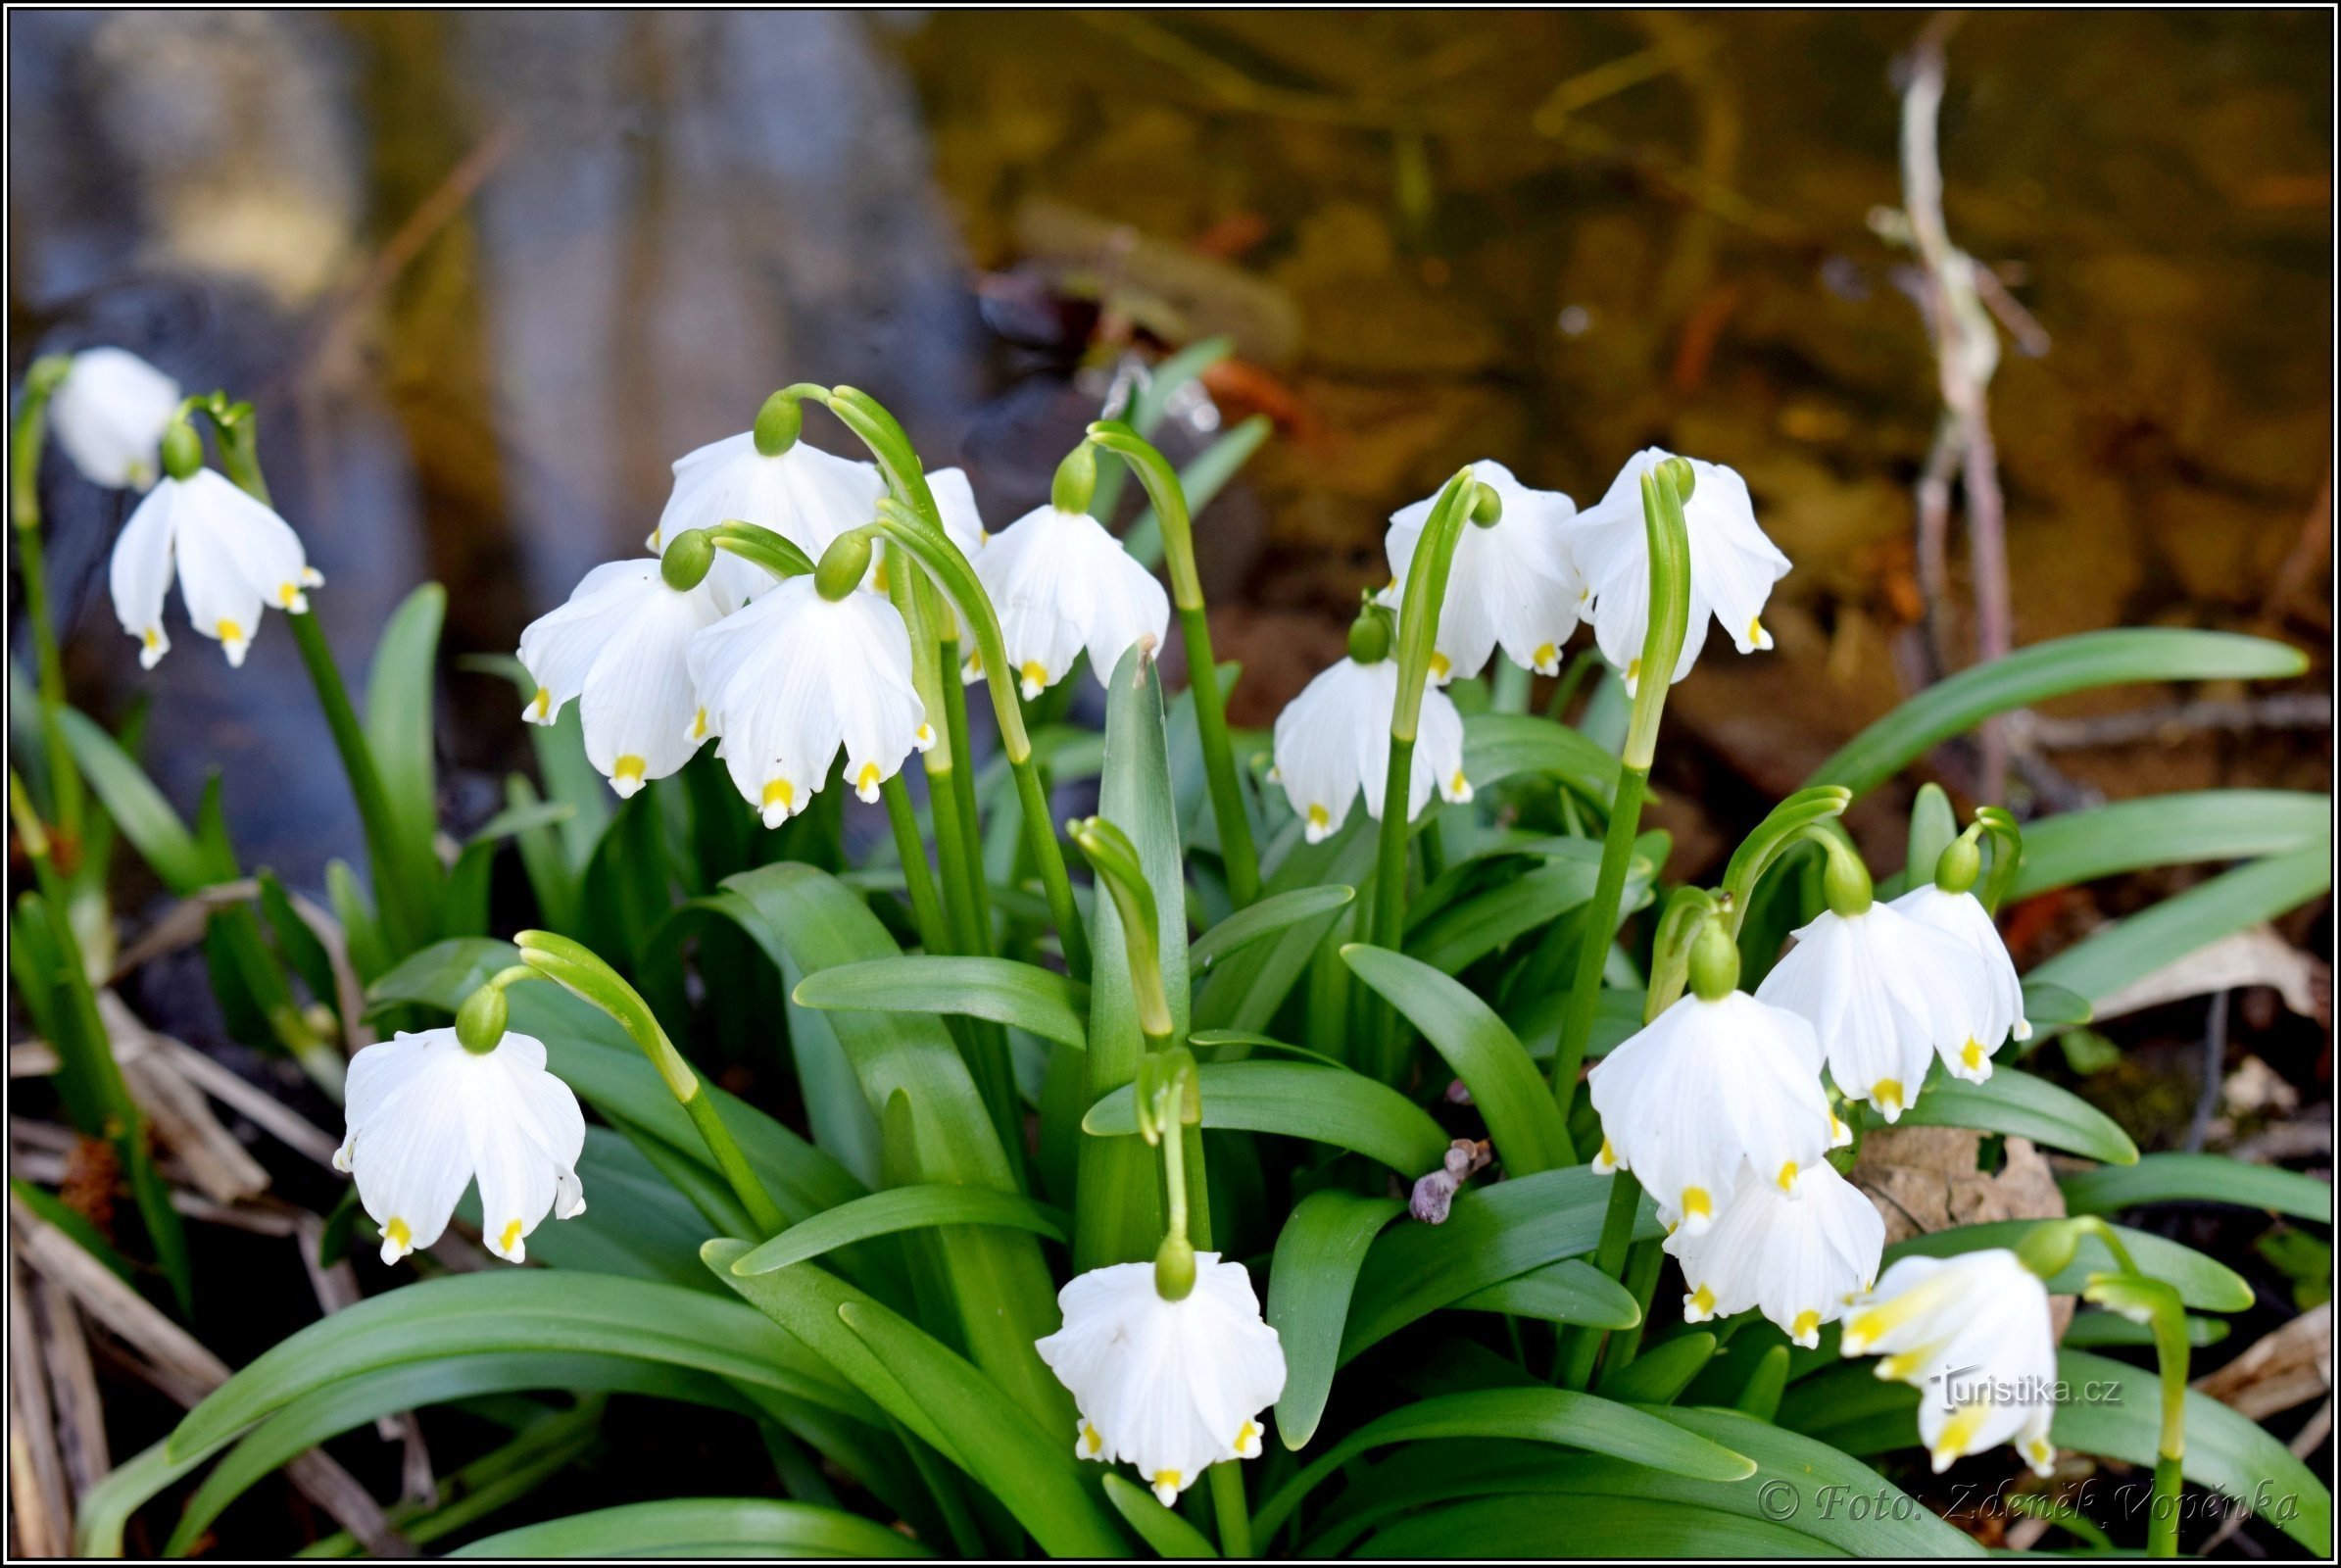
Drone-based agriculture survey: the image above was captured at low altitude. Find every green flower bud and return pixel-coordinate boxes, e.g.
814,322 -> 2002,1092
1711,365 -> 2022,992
1469,480 -> 1504,527
1821,838 -> 1875,917
752,391 -> 802,458
1933,828 -> 1984,896
455,982 -> 509,1055
660,528 -> 715,592
1051,440 -> 1097,515
1659,455 -> 1696,501
1347,605 -> 1392,664
2015,1217 -> 2082,1281
814,528 -> 874,602
1687,916 -> 1742,1002
160,420 -> 204,482
1153,1231 -> 1196,1301
25,355 -> 72,399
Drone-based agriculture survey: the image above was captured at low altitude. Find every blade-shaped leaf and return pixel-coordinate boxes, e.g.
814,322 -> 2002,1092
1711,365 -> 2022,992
1884,1222 -> 2251,1311
452,1497 -> 930,1558
2011,790 -> 2332,900
2025,840 -> 2331,1004
730,1186 -> 1070,1275
1266,1191 -> 1406,1450
1100,1474 -> 1218,1559
1898,1066 -> 2139,1164
795,956 -> 1090,1052
1452,1259 -> 1639,1329
2058,1152 -> 2330,1221
1461,712 -> 1622,808
1191,885 -> 1355,972
1083,1059 -> 1447,1176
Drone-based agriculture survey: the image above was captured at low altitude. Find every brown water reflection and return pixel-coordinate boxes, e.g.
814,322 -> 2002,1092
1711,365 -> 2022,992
10,9 -> 2330,889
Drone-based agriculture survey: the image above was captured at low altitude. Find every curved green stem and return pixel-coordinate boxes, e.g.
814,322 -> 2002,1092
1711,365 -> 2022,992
11,360 -> 85,844
1087,421 -> 1259,907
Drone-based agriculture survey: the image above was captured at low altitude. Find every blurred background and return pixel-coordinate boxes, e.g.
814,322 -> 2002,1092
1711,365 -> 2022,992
10,7 -> 2331,886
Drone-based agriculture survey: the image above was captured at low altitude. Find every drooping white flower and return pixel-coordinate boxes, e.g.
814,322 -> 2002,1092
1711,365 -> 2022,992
1754,900 -> 1997,1115
925,466 -> 988,556
1036,1254 -> 1287,1506
1268,654 -> 1471,844
49,347 -> 181,491
1381,460 -> 1583,682
963,503 -> 1168,698
654,429 -> 884,606
517,559 -> 729,798
109,467 -> 321,668
1587,989 -> 1837,1235
688,574 -> 933,825
1841,1249 -> 2059,1476
334,1027 -> 586,1265
1569,448 -> 1790,695
1670,1158 -> 1884,1347
1891,882 -> 2032,1072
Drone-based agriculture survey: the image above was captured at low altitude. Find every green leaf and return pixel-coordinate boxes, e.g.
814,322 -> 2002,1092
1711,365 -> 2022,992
1251,1388 -> 1754,1539
1100,1474 -> 1218,1559
1403,846 -> 1635,976
730,1185 -> 1070,1275
1897,1066 -> 2138,1164
1122,415 -> 1273,571
1358,1493 -> 1826,1559
2019,980 -> 2093,1028
1596,1332 -> 1716,1404
470,653 -> 610,864
1191,885 -> 1355,971
10,1179 -> 135,1286
1808,629 -> 2310,798
706,1239 -> 1129,1558
365,583 -> 449,925
2058,1152 -> 2331,1221
1195,822 -> 1374,1034
1341,944 -> 1572,1176
794,956 -> 1090,1052
1453,1259 -> 1639,1330
2061,1308 -> 2228,1349
2010,790 -> 2332,900
58,707 -> 222,892
2055,1349 -> 2330,1556
1341,1168 -> 1659,1360
1266,1191 -> 1406,1450
2025,839 -> 2332,1004
1884,1222 -> 2251,1311
452,1497 -> 930,1558
1461,712 -> 1622,808
1083,1059 -> 1447,1176
167,1272 -> 873,1460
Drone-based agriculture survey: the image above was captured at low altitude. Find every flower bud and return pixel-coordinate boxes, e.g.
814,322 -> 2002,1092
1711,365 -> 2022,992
1051,440 -> 1098,515
1659,454 -> 1696,501
1687,917 -> 1741,1002
813,528 -> 873,602
1933,829 -> 1983,896
455,982 -> 509,1055
752,390 -> 802,458
160,419 -> 204,482
2015,1216 -> 2082,1281
1821,838 -> 1875,917
1468,479 -> 1504,527
1346,606 -> 1392,664
1153,1231 -> 1196,1301
660,527 -> 715,591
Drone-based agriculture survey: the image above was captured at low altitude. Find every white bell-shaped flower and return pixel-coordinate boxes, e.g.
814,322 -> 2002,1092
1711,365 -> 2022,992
517,558 -> 730,798
688,573 -> 933,826
963,503 -> 1168,698
1036,1254 -> 1287,1506
1381,460 -> 1583,682
1587,989 -> 1837,1235
1269,654 -> 1471,845
1891,881 -> 2032,1073
1755,899 -> 1997,1115
50,347 -> 182,491
1841,1249 -> 2059,1476
655,428 -> 885,607
334,1027 -> 586,1266
1569,448 -> 1790,695
110,466 -> 321,668
1669,1158 -> 1884,1347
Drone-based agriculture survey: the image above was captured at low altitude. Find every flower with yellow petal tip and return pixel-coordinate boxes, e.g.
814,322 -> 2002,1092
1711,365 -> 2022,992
1036,1254 -> 1286,1507
1890,881 -> 2032,1075
51,347 -> 180,491
333,1027 -> 585,1266
1840,1249 -> 2058,1477
1380,459 -> 1583,683
1268,652 -> 1470,846
110,467 -> 321,668
964,503 -> 1167,698
1668,1158 -> 1884,1347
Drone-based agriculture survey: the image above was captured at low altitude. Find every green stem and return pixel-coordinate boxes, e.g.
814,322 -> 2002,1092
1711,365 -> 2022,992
935,633 -> 995,956
1491,655 -> 1532,713
1547,763 -> 1648,1109
11,362 -> 84,844
285,609 -> 431,955
1209,1461 -> 1253,1557
2148,1453 -> 2182,1558
1369,733 -> 1416,1082
879,773 -> 949,954
1556,1170 -> 1641,1388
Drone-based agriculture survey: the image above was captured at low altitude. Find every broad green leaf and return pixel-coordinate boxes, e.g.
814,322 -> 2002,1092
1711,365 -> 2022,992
1361,1491 -> 1821,1558
469,653 -> 610,863
2059,1152 -> 2330,1221
2011,790 -> 2332,900
730,1185 -> 1069,1275
1191,885 -> 1355,972
1251,1388 -> 1754,1538
1898,1066 -> 2138,1164
1266,1191 -> 1405,1450
2055,1349 -> 2329,1556
58,707 -> 223,892
795,956 -> 1091,1052
1195,821 -> 1375,1033
1083,1059 -> 1447,1176
2019,980 -> 2092,1028
1461,712 -> 1622,807
2061,1309 -> 2229,1349
1596,1332 -> 1717,1404
1341,1168 -> 1660,1360
1403,847 -> 1628,975
1809,629 -> 2310,798
364,583 -> 449,927
1453,1259 -> 1638,1328
466,1130 -> 716,1291
2026,839 -> 2332,1004
452,1497 -> 929,1558
1342,945 -> 1571,1176
168,1272 -> 872,1460
1884,1222 -> 2251,1311
706,1240 -> 1129,1557
1100,1474 -> 1218,1559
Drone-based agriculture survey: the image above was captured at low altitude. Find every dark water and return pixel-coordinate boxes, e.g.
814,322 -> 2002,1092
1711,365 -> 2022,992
10,10 -> 2331,892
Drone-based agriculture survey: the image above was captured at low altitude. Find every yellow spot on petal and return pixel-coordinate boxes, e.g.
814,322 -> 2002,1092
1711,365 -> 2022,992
529,686 -> 553,720
854,761 -> 883,800
217,617 -> 245,645
762,778 -> 796,813
142,627 -> 162,651
1960,1038 -> 1984,1071
1305,804 -> 1331,837
1592,1137 -> 1619,1173
871,556 -> 890,593
1151,1470 -> 1184,1504
1881,1350 -> 1928,1382
1931,1405 -> 1988,1468
1429,652 -> 1451,680
1690,1284 -> 1716,1315
1532,642 -> 1558,672
1079,1423 -> 1104,1457
1447,768 -> 1472,801
689,706 -> 707,740
1777,1160 -> 1799,1193
1829,1109 -> 1851,1146
1791,1308 -> 1822,1342
1747,615 -> 1767,646
499,1219 -> 523,1255
1681,1187 -> 1712,1221
964,648 -> 984,675
278,581 -> 300,608
1872,1079 -> 1906,1113
613,755 -> 648,788
913,722 -> 935,749
1018,660 -> 1049,697
1234,1419 -> 1261,1455
384,1217 -> 412,1250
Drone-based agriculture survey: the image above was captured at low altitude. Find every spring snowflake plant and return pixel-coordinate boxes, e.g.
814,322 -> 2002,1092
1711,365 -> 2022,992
7,352 -> 2329,1561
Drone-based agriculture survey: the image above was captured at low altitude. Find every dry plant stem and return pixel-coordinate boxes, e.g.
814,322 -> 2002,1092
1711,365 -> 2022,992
29,1271 -> 109,1506
8,1256 -> 72,1557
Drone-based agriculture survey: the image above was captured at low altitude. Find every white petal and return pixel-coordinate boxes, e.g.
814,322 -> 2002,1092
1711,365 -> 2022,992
576,575 -> 727,795
518,559 -> 667,725
1270,657 -> 1385,841
976,507 -> 1166,695
658,432 -> 883,608
110,478 -> 180,664
346,1033 -> 477,1259
51,348 -> 180,490
1385,461 -> 1582,682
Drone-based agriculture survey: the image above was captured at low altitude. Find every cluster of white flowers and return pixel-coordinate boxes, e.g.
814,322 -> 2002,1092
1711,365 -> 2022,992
1271,448 -> 1790,841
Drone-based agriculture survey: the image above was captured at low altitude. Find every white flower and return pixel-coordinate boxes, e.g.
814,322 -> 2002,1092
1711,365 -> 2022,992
1891,882 -> 2032,1072
1841,1249 -> 2058,1476
687,574 -> 933,826
1569,448 -> 1790,695
655,430 -> 884,606
333,1027 -> 586,1265
516,559 -> 729,798
1268,655 -> 1470,844
1381,460 -> 1583,682
50,347 -> 181,490
109,468 -> 321,668
1669,1158 -> 1884,1347
1754,900 -> 1997,1115
1587,990 -> 1837,1234
925,466 -> 988,556
963,504 -> 1167,698
1035,1255 -> 1287,1506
